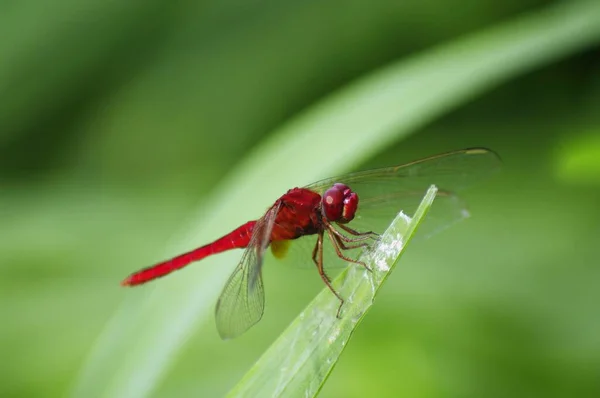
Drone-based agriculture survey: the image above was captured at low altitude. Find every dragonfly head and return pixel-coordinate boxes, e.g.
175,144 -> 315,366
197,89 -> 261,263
322,183 -> 358,224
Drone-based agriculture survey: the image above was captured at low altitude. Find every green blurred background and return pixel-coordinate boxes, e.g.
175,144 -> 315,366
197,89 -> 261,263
1,0 -> 600,397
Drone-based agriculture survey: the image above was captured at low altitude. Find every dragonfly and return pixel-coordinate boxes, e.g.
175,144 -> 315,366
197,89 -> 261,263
121,147 -> 500,339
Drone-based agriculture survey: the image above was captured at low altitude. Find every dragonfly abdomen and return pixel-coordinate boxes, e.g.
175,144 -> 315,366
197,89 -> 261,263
121,221 -> 256,286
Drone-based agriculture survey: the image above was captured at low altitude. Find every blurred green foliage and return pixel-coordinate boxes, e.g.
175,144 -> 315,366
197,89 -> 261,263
1,0 -> 600,397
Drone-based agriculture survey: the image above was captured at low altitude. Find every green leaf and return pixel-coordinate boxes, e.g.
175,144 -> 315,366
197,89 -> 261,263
227,186 -> 438,397
71,1 -> 600,397
555,129 -> 600,186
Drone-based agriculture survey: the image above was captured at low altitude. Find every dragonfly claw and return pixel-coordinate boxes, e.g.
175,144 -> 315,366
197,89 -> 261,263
335,299 -> 345,319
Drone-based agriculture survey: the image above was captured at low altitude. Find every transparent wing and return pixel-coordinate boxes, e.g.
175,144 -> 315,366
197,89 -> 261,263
306,147 -> 501,239
269,148 -> 500,274
215,203 -> 281,339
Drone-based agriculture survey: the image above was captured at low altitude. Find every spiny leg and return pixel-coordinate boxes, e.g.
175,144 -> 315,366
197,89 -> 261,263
332,232 -> 370,251
321,217 -> 376,253
312,230 -> 344,318
337,223 -> 379,239
326,227 -> 373,273
311,235 -> 320,271
321,217 -> 372,243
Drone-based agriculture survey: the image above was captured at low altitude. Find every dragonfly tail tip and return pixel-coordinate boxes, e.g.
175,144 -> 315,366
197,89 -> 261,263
120,277 -> 133,287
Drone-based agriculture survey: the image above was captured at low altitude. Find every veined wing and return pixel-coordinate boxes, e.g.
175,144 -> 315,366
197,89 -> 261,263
306,147 -> 501,239
215,202 -> 281,339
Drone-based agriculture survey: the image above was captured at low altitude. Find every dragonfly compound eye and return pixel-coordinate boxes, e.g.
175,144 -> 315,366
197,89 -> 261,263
341,191 -> 358,223
322,183 -> 358,223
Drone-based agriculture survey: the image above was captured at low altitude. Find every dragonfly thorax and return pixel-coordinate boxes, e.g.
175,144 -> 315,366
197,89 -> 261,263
321,183 -> 358,224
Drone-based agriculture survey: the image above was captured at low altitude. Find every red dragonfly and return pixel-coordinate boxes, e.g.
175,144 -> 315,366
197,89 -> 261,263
122,148 -> 500,339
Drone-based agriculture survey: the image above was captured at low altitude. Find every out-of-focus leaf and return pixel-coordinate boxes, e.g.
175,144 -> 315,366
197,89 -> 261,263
555,129 -> 600,185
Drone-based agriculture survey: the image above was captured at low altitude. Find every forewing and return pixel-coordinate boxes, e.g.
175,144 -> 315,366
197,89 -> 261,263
215,203 -> 281,339
306,147 -> 500,238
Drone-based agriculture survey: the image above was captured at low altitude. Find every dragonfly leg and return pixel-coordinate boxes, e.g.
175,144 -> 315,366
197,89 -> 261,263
337,223 -> 380,239
313,230 -> 344,318
326,228 -> 373,273
322,217 -> 372,243
311,233 -> 329,283
329,229 -> 370,251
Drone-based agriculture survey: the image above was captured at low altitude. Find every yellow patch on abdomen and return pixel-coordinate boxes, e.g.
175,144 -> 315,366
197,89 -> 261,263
270,240 -> 290,259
